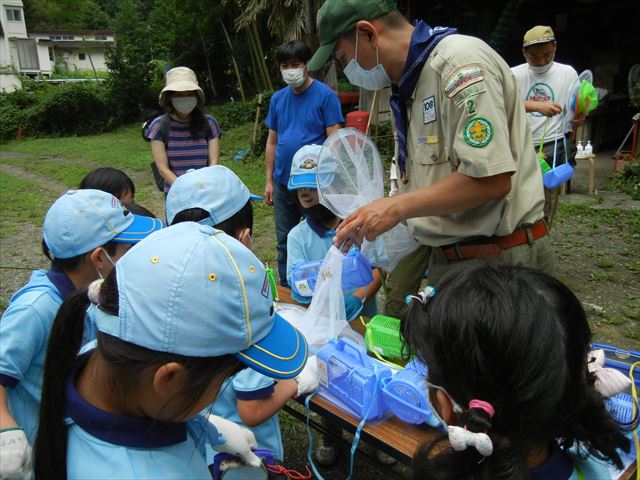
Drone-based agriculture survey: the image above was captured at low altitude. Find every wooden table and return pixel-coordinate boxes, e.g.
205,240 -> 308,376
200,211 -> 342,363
277,286 -> 440,475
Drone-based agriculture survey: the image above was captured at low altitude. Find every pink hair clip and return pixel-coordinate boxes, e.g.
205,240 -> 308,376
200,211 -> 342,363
468,399 -> 495,419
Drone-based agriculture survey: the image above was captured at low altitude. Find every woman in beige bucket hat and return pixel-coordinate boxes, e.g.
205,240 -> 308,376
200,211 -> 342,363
147,67 -> 222,193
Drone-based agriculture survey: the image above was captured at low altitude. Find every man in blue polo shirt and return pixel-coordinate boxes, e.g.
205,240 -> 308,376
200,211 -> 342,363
264,40 -> 344,287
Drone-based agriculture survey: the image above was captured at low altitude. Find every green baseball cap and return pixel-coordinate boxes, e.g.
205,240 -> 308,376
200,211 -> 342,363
307,0 -> 397,72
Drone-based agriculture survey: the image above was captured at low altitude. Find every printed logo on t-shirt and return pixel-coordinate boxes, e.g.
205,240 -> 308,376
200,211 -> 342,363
526,82 -> 555,117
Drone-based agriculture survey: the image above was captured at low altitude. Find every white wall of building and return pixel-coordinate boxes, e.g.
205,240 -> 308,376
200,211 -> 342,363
0,0 -> 26,91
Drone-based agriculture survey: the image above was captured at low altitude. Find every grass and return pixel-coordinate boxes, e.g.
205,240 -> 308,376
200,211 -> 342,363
0,172 -> 49,238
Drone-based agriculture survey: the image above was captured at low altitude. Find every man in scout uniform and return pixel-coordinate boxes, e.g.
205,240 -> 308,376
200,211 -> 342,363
511,26 -> 585,225
308,0 -> 554,316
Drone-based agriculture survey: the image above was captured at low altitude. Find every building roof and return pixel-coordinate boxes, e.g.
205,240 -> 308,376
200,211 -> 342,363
29,29 -> 115,36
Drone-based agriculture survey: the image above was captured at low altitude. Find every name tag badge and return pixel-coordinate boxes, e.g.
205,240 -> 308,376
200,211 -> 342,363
422,96 -> 436,124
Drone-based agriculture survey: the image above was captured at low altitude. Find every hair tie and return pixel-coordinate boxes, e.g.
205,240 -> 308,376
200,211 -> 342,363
447,425 -> 493,457
405,285 -> 436,305
87,279 -> 104,305
587,349 -> 631,398
468,399 -> 495,419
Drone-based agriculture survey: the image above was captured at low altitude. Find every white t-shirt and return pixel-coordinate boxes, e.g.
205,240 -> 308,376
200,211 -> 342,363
511,61 -> 578,146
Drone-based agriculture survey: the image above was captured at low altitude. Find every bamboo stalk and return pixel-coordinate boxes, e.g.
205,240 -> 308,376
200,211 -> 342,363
252,93 -> 263,147
219,19 -> 246,102
252,23 -> 272,91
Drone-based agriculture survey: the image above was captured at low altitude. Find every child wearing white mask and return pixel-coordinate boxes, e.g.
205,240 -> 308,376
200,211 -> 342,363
147,67 -> 222,193
0,190 -> 162,479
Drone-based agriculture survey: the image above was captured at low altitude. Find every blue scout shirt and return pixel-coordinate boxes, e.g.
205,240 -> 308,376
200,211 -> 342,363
0,267 -> 74,443
529,444 -> 613,479
265,80 -> 344,185
65,353 -> 222,479
210,368 -> 283,461
286,220 -> 378,317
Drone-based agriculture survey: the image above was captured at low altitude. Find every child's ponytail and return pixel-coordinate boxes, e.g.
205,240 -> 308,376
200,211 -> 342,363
33,275 -> 109,478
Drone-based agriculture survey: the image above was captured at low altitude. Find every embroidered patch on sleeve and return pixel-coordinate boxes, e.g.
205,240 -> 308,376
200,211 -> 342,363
444,65 -> 484,98
422,96 -> 436,124
463,117 -> 493,148
453,82 -> 486,106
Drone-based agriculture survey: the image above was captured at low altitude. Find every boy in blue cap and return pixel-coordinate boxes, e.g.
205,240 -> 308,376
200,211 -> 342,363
0,190 -> 162,479
287,144 -> 381,319
166,166 -> 318,464
34,222 -> 309,479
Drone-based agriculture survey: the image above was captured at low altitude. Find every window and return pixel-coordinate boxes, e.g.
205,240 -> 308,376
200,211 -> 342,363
95,35 -> 107,41
6,8 -> 22,22
48,47 -> 54,61
15,39 -> 39,70
62,35 -> 75,40
49,35 -> 62,40
78,53 -> 86,60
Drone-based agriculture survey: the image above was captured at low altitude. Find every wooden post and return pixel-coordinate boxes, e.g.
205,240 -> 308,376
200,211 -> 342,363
252,94 -> 263,148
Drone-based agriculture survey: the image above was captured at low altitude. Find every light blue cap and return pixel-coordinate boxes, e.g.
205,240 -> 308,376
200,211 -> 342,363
43,189 -> 163,259
94,222 -> 308,379
288,144 -> 336,191
166,166 -> 262,226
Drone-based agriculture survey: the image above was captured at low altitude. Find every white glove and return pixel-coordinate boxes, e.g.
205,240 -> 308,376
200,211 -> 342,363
206,415 -> 261,468
588,349 -> 632,398
0,428 -> 32,480
295,355 -> 319,397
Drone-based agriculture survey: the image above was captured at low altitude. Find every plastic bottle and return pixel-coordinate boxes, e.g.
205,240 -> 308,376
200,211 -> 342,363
290,250 -> 374,298
584,141 -> 593,156
576,141 -> 584,157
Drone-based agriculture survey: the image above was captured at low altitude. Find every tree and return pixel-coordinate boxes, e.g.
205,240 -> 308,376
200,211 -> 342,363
106,0 -> 155,120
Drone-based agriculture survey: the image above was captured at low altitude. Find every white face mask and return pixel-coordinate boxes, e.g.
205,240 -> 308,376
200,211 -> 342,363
281,67 -> 307,88
172,96 -> 198,114
529,61 -> 554,75
343,33 -> 391,91
95,249 -> 116,280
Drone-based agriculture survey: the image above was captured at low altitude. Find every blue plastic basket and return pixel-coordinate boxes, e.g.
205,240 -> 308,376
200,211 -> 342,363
605,393 -> 637,426
382,359 -> 434,425
316,338 -> 391,420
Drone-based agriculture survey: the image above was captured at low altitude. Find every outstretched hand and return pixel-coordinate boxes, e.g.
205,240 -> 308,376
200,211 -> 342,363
334,197 -> 401,251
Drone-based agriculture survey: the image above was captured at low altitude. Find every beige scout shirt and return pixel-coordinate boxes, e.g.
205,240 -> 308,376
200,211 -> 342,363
400,34 -> 545,247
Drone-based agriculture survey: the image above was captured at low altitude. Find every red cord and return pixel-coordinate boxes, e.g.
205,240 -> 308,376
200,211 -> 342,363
266,463 -> 313,479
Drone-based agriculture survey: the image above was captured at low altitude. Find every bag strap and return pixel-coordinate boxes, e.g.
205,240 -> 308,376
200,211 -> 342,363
160,113 -> 170,148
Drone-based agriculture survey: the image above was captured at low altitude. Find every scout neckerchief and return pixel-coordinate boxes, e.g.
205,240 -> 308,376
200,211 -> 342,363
389,20 -> 457,178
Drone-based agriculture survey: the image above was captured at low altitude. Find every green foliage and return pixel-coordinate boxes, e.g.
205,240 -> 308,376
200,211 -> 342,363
209,101 -> 256,131
603,162 -> 640,200
105,0 -> 156,121
0,82 -> 115,142
23,0 -> 112,29
249,91 -> 274,156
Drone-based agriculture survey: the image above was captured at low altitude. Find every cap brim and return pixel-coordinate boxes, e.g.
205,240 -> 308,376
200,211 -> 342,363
234,313 -> 308,379
308,41 -> 337,72
114,214 -> 164,243
522,37 -> 555,48
288,173 -> 318,190
249,194 -> 264,201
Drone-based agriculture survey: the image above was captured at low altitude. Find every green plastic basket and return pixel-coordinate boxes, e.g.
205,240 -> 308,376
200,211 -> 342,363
365,315 -> 404,359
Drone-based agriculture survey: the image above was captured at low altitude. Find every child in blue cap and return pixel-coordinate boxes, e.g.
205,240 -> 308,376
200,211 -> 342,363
34,222 -> 309,479
166,165 -> 261,250
167,166 -> 318,464
0,190 -> 162,479
286,144 -> 381,319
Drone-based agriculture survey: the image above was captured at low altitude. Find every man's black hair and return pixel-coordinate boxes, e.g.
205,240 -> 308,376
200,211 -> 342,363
276,40 -> 312,65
